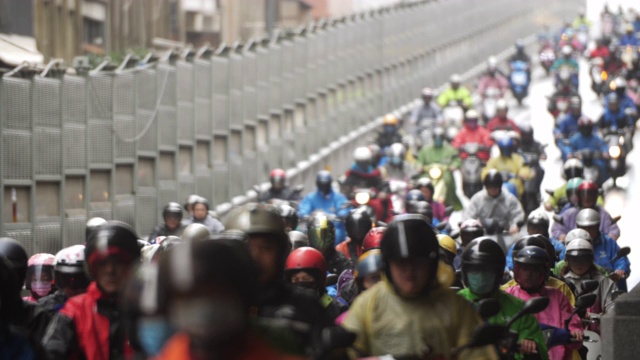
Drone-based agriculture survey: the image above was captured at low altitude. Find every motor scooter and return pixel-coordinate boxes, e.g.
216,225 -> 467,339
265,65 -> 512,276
482,87 -> 501,122
459,143 -> 488,199
539,44 -> 556,75
509,61 -> 530,105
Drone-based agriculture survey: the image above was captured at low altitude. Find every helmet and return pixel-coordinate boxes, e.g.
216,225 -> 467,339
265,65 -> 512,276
0,237 -> 28,287
406,189 -> 426,202
496,99 -> 508,112
433,127 -> 446,141
416,177 -> 435,196
421,87 -> 434,97
388,143 -> 406,165
276,203 -> 298,231
437,234 -> 457,255
565,238 -> 594,258
383,114 -> 399,126
381,215 -> 439,295
285,247 -> 327,288
578,116 -> 595,128
514,245 -> 550,268
162,202 -> 184,221
355,249 -> 383,279
307,212 -> 336,253
368,144 -> 382,164
561,45 -> 572,56
483,169 -> 503,188
288,231 -> 309,250
0,257 -> 22,320
25,253 -> 55,292
345,207 -> 373,245
461,237 -> 506,296
54,244 -> 90,291
85,221 -> 141,276
519,123 -> 533,142
606,92 -> 619,105
512,234 -> 552,262
223,203 -> 288,244
450,74 -> 462,83
566,177 -> 584,195
185,194 -> 200,210
563,159 -> 584,179
487,56 -> 498,68
354,146 -> 373,162
527,211 -> 550,230
515,39 -> 524,51
614,77 -> 627,90
576,208 -> 600,227
406,200 -> 433,221
181,223 -> 210,242
192,196 -> 210,212
460,219 -> 484,245
569,96 -> 582,110
565,228 -> 592,245
465,109 -> 479,120
270,168 -> 287,189
497,136 -> 514,157
577,181 -> 598,206
362,227 -> 386,252
86,217 -> 108,240
315,170 -> 333,195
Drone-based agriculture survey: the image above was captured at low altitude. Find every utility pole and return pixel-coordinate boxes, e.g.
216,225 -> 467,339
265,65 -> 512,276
265,0 -> 277,37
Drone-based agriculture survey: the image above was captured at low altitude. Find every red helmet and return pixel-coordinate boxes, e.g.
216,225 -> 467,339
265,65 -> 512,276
577,181 -> 598,193
270,168 -> 286,188
362,227 -> 386,252
284,247 -> 327,287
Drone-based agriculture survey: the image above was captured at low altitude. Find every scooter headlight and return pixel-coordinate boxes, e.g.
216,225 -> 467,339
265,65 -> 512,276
428,167 -> 443,180
601,71 -> 608,81
355,192 -> 371,205
609,146 -> 621,159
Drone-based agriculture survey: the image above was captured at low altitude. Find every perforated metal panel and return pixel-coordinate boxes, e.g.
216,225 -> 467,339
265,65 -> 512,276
4,228 -> 33,255
34,128 -> 61,176
114,116 -> 135,160
158,182 -> 178,214
177,61 -> 194,102
158,65 -> 177,107
114,194 -> 136,226
3,131 -> 32,180
230,54 -> 243,92
137,110 -> 157,152
195,99 -> 212,135
230,91 -> 243,127
136,193 -> 157,236
212,166 -> 228,205
62,76 -> 87,124
34,223 -> 62,254
195,174 -> 212,202
65,215 -> 86,246
195,60 -> 212,99
177,103 -> 194,142
1,78 -> 31,131
136,69 -> 157,111
178,178 -> 195,207
33,78 -> 61,127
114,73 -> 135,116
158,107 -> 177,147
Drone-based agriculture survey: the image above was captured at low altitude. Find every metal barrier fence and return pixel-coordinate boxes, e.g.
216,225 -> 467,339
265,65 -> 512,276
0,0 -> 580,253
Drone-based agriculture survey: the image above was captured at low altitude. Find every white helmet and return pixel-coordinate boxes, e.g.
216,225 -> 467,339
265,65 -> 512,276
421,87 -> 434,97
561,45 -> 572,56
353,146 -> 373,162
496,99 -> 508,111
181,223 -> 210,242
565,228 -> 592,245
487,56 -> 498,68
465,109 -> 479,119
576,208 -> 600,227
450,74 -> 462,83
54,245 -> 86,272
565,238 -> 594,257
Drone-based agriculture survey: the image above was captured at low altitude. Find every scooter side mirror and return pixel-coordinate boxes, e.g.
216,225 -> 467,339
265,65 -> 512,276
575,293 -> 597,312
477,298 -> 501,321
444,206 -> 454,217
580,279 -> 599,294
617,246 -> 631,258
553,214 -> 564,225
435,222 -> 448,231
506,297 -> 549,329
545,189 -> 555,197
449,229 -> 460,240
611,215 -> 622,224
451,324 -> 505,356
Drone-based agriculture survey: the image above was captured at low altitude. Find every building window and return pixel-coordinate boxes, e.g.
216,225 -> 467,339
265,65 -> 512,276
83,18 -> 104,46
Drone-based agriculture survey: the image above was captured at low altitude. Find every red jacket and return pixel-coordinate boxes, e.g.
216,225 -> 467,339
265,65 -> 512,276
43,282 -> 133,360
335,239 -> 363,260
486,117 -> 521,134
451,126 -> 494,161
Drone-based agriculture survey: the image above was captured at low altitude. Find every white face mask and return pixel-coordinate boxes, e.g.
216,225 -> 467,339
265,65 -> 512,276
31,280 -> 52,297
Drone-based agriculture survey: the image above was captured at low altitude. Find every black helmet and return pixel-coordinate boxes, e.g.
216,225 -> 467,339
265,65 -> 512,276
405,189 -> 425,202
0,237 -> 28,287
563,158 -> 584,179
381,214 -> 439,295
162,202 -> 184,221
461,237 -> 506,296
345,207 -> 373,245
288,230 -> 309,250
513,246 -> 549,293
316,170 -> 333,195
406,200 -> 433,223
460,219 -> 484,246
527,211 -> 550,231
483,169 -> 503,188
276,203 -> 298,231
85,221 -> 141,277
0,257 -> 22,320
307,212 -> 336,254
513,234 -> 555,267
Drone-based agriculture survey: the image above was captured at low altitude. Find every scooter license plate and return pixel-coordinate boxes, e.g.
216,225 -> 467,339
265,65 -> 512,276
511,72 -> 527,85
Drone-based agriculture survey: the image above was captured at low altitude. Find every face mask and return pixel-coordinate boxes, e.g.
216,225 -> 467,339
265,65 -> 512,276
466,270 -> 496,295
137,317 -> 175,356
390,156 -> 402,166
31,281 -> 52,297
434,138 -> 444,147
384,125 -> 396,134
293,281 -> 317,292
466,120 -> 478,130
170,297 -> 245,342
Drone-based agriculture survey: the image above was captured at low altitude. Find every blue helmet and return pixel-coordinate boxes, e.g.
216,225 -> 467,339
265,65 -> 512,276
497,137 -> 514,156
316,171 -> 333,195
405,189 -> 425,202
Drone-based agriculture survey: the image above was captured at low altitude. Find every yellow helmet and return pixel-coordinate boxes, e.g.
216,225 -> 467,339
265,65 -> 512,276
354,249 -> 383,279
383,114 -> 399,126
437,234 -> 457,255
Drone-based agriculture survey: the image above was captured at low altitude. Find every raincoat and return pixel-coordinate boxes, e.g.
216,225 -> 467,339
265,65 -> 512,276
506,238 -> 566,270
451,126 -> 494,161
416,144 -> 462,211
482,154 -> 531,198
298,189 -> 351,244
501,277 -> 576,307
563,268 -> 617,319
463,189 -> 525,229
551,205 -> 620,240
437,86 -> 473,108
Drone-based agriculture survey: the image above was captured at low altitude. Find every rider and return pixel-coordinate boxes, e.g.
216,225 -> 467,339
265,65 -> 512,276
548,81 -> 580,117
504,246 -> 583,360
554,96 -> 583,144
376,114 -> 404,150
182,196 -> 224,235
149,202 -> 187,241
298,170 -> 351,244
343,146 -> 384,195
438,234 -> 458,268
606,77 -> 638,115
482,136 -> 531,199
619,23 -> 640,46
552,181 -> 621,241
572,12 -> 591,29
437,74 -> 473,109
458,238 -> 549,359
415,177 -> 448,222
551,45 -> 579,88
307,212 -> 353,277
38,245 -> 90,314
508,39 -> 532,65
544,160 -> 590,212
451,109 -> 494,162
477,57 -> 510,99
342,215 -> 497,359
599,92 -> 635,133
336,249 -> 384,306
567,117 -> 609,179
43,222 -> 141,359
527,211 -> 566,263
519,123 -> 547,188
573,208 -> 630,291
258,168 -> 301,202
336,207 -> 373,261
223,204 -> 335,355
24,253 -> 56,302
416,127 -> 462,210
383,143 -> 414,180
486,99 -> 521,134
589,38 -> 610,60
464,170 -> 525,236
285,247 -> 347,320
409,87 -> 443,136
